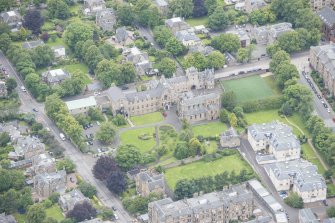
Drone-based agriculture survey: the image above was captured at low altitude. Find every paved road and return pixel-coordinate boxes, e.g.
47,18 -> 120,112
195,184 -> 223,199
0,52 -> 134,223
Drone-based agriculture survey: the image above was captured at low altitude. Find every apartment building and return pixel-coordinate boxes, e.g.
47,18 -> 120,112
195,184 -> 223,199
26,153 -> 56,177
265,159 -> 327,203
317,6 -> 335,42
310,44 -> 335,97
148,184 -> 254,223
135,170 -> 165,197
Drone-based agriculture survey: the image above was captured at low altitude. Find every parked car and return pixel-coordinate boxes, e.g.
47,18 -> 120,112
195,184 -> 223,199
97,121 -> 100,126
328,108 -> 331,113
324,103 -> 328,108
32,108 -> 38,112
112,206 -> 117,211
21,86 -> 26,92
317,94 -> 322,99
323,200 -> 328,206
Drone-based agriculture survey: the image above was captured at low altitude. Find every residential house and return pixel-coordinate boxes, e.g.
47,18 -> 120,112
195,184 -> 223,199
114,27 -> 133,45
42,69 -> 70,86
177,91 -> 220,122
299,208 -> 319,223
33,170 -> 67,197
317,6 -> 335,42
165,17 -> 190,34
251,23 -> 293,45
264,159 -> 327,203
26,153 -> 56,177
59,189 -> 89,212
135,60 -> 153,76
227,30 -> 251,47
175,30 -> 201,46
8,136 -> 46,160
83,0 -> 106,15
154,0 -> 168,15
65,96 -> 98,115
22,40 -> 45,49
52,46 -> 66,58
220,127 -> 240,148
125,47 -> 151,76
188,45 -> 215,56
311,0 -> 332,11
96,8 -> 117,32
1,11 -> 21,31
244,0 -> 267,13
104,67 -> 216,117
247,121 -> 301,163
148,184 -> 254,223
0,213 -> 17,223
310,44 -> 335,97
0,81 -> 7,98
135,170 -> 165,197
235,2 -> 246,11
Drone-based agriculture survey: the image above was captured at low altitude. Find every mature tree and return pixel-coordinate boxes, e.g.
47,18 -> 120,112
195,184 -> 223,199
283,84 -> 313,118
0,33 -> 11,53
266,43 -> 281,58
269,50 -> 290,73
116,5 -> 135,26
168,0 -> 194,18
211,34 -> 240,53
221,91 -> 237,111
112,114 -> 127,126
19,187 -> 33,211
229,113 -> 237,128
271,0 -> 306,24
233,106 -> 244,118
106,169 -> 127,194
23,9 -> 44,34
2,189 -> 19,213
0,169 -> 25,192
166,38 -> 185,56
0,132 -> 10,147
116,144 -> 142,170
93,156 -> 118,181
138,6 -> 163,28
219,109 -> 229,124
174,179 -> 194,199
297,28 -> 321,50
277,31 -> 301,53
327,207 -> 335,218
96,122 -> 117,145
157,57 -> 176,78
237,48 -> 248,63
207,51 -> 225,69
274,61 -> 299,89
99,43 -> 119,60
174,142 -> 196,159
0,22 -> 10,35
95,60 -> 121,88
5,78 -> 17,93
56,158 -> 76,174
193,0 -> 207,17
0,0 -> 13,12
179,129 -> 194,142
47,0 -> 71,19
31,45 -> 55,68
207,7 -> 228,31
84,45 -> 104,71
153,26 -> 174,47
64,22 -> 93,49
184,52 -> 208,71
189,137 -> 202,155
204,0 -> 217,15
295,8 -> 321,31
249,6 -> 276,26
88,108 -> 104,121
48,192 -> 60,204
67,201 -> 97,222
119,62 -> 136,85
284,192 -> 303,208
78,182 -> 97,199
27,203 -> 46,223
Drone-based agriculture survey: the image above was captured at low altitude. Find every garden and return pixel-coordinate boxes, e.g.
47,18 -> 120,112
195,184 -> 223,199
130,112 -> 164,126
119,127 -> 157,153
192,121 -> 227,137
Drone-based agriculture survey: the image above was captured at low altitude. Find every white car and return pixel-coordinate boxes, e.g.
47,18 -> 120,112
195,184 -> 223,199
114,214 -> 119,220
96,121 -> 100,126
93,91 -> 101,96
328,108 -> 331,113
21,86 -> 26,92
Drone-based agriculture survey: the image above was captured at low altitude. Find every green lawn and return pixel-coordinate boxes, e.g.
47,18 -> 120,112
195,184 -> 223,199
63,64 -> 92,84
301,144 -> 326,174
120,127 -> 157,153
46,204 -> 65,221
222,75 -> 278,102
130,112 -> 163,126
192,122 -> 227,137
46,37 -> 66,47
186,16 -> 209,26
13,213 -> 26,223
165,154 -> 252,190
327,183 -> 335,196
244,109 -> 311,138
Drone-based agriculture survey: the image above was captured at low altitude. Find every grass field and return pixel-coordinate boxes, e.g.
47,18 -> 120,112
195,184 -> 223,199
120,127 -> 156,153
192,122 -> 227,137
244,109 -> 311,138
186,16 -> 209,26
63,64 -> 91,84
327,183 -> 335,196
301,144 -> 326,174
130,112 -> 163,126
222,75 -> 278,102
46,37 -> 66,47
45,205 -> 65,221
165,154 -> 252,189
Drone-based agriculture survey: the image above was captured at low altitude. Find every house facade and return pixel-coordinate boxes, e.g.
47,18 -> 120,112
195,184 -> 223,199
165,17 -> 190,34
311,0 -> 332,11
318,6 -> 335,42
27,153 -> 56,177
148,184 -> 254,223
135,170 -> 165,197
34,170 -> 67,197
310,44 -> 335,97
265,159 -> 327,203
8,136 -> 46,160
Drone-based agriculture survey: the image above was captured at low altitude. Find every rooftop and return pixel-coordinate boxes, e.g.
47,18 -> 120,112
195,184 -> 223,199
299,208 -> 319,223
65,96 -> 97,111
318,6 -> 335,27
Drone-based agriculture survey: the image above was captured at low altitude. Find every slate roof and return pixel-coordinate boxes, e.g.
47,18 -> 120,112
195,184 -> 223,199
137,171 -> 165,191
22,40 -> 45,49
42,69 -> 69,84
106,86 -> 126,102
175,30 -> 201,42
0,213 -> 16,223
96,8 -> 116,31
318,6 -> 335,27
311,44 -> 335,79
299,208 -> 319,223
115,27 -> 129,42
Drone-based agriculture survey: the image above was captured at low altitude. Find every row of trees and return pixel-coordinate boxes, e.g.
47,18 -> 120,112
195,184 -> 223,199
153,26 -> 186,56
184,51 -> 225,70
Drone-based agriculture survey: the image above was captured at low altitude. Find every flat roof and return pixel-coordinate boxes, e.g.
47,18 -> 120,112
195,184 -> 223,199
65,96 -> 97,110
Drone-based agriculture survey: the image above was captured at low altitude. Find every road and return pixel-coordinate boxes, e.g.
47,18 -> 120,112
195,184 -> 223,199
0,52 -> 134,223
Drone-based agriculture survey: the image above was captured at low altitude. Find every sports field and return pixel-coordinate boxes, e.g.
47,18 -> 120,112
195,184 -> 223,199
221,75 -> 279,102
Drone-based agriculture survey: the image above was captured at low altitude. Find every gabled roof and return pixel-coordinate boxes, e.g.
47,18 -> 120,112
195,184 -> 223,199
318,6 -> 335,27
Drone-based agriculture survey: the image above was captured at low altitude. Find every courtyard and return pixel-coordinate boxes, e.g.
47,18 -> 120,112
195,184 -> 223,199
119,127 -> 157,153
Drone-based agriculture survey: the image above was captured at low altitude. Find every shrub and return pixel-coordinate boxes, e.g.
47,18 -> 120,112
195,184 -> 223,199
284,192 -> 304,208
241,96 -> 284,113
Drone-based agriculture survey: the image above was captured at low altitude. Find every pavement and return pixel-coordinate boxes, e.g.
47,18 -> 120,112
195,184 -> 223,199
0,51 -> 134,223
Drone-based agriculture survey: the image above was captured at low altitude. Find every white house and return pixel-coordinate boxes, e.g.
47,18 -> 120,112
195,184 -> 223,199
65,96 -> 97,115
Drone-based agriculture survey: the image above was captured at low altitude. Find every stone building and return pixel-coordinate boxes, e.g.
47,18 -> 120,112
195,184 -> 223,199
244,0 -> 267,13
1,11 -> 21,31
0,213 -> 16,223
135,170 -> 165,197
165,17 -> 190,34
33,170 -> 67,197
310,44 -> 335,97
252,23 -> 293,45
220,127 -> 240,148
8,136 -> 46,160
83,0 -> 106,15
96,8 -> 116,32
311,0 -> 332,11
148,184 -> 254,223
265,159 -> 327,203
42,69 -> 70,86
59,189 -> 89,212
177,92 -> 220,122
26,153 -> 56,177
104,67 -> 216,118
318,6 -> 335,42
